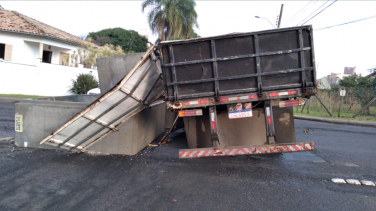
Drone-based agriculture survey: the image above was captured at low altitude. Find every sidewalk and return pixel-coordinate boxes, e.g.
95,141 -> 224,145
295,115 -> 376,128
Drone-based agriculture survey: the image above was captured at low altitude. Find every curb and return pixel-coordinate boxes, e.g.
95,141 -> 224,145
294,115 -> 376,128
0,97 -> 32,103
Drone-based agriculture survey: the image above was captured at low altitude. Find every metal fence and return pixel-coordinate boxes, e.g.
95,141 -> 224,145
297,86 -> 376,121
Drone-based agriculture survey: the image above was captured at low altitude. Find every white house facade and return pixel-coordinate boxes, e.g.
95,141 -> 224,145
0,31 -> 80,66
0,9 -> 99,96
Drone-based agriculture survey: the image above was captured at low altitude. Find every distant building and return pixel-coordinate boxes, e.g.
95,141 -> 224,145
344,66 -> 356,75
317,73 -> 342,89
139,34 -> 149,40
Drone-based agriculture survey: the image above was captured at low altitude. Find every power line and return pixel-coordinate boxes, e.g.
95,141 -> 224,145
296,0 -> 329,26
284,0 -> 317,26
314,14 -> 376,31
300,0 -> 337,26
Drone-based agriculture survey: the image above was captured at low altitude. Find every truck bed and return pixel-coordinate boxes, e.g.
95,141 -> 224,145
158,26 -> 316,105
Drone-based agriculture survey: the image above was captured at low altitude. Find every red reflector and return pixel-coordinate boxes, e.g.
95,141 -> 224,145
183,102 -> 190,105
211,121 -> 216,130
199,100 -> 208,104
220,98 -> 229,102
288,91 -> 297,95
248,95 -> 258,99
267,116 -> 272,125
269,93 -> 279,97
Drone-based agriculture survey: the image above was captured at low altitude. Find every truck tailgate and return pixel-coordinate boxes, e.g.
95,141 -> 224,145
159,26 -> 316,101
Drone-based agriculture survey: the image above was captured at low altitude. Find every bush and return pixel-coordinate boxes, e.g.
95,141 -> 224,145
69,73 -> 99,94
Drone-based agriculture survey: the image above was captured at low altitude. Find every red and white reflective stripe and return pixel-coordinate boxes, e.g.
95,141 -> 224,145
220,95 -> 258,102
269,90 -> 297,97
183,100 -> 209,105
245,103 -> 252,109
210,112 -> 216,130
279,100 -> 300,108
179,142 -> 314,158
266,107 -> 271,125
235,104 -> 242,111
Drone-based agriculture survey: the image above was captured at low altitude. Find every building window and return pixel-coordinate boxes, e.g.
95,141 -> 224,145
0,43 -> 5,59
42,51 -> 52,63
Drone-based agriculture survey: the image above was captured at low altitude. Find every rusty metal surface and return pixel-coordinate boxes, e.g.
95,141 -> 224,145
39,46 -> 165,152
166,87 -> 316,110
273,106 -> 296,144
158,25 -> 317,103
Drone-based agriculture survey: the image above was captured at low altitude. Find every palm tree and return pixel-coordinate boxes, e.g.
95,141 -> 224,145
141,0 -> 199,41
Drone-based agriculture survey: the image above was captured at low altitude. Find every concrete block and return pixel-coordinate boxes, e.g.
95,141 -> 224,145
15,100 -> 87,149
96,52 -> 145,94
86,102 -> 166,155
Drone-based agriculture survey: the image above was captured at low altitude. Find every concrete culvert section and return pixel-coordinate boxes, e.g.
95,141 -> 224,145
15,46 -> 168,155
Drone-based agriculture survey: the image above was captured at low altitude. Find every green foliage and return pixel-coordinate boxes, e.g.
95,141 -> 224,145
69,73 -> 99,94
142,0 -> 199,41
71,42 -> 125,68
338,73 -> 376,114
87,28 -> 149,52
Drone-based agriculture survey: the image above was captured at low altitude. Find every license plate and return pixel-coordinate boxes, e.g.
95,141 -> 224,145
228,110 -> 253,119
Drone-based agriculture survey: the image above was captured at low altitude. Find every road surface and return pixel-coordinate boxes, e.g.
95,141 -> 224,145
0,102 -> 375,211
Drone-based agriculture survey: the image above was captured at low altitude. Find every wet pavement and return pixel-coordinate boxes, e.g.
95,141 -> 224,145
0,102 -> 375,211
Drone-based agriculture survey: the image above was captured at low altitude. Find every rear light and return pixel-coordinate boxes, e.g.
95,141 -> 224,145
178,109 -> 203,117
220,95 -> 257,102
279,99 -> 304,107
269,91 -> 297,97
183,100 -> 208,105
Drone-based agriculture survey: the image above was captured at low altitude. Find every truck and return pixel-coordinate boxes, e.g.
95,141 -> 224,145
39,26 -> 316,158
157,25 -> 316,158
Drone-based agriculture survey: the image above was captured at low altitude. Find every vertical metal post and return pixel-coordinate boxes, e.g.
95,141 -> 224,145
315,95 -> 332,116
298,29 -> 306,93
209,106 -> 220,147
264,100 -> 275,144
338,96 -> 344,117
168,45 -> 179,102
277,4 -> 284,28
307,97 -> 312,114
211,40 -> 220,100
254,35 -> 262,97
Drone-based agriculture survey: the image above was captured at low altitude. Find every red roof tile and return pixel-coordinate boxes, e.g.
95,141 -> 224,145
0,10 -> 95,46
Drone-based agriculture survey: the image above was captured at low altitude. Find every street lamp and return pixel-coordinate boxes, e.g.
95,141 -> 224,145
255,16 -> 276,29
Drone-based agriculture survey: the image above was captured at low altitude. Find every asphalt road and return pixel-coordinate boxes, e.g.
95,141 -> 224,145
0,102 -> 375,211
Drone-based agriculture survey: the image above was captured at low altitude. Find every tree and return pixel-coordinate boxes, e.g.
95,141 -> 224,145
69,73 -> 99,94
71,42 -> 125,68
87,28 -> 149,52
142,0 -> 199,41
340,73 -> 376,115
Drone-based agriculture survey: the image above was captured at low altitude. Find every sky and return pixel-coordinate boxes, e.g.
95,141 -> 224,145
1,1 -> 376,78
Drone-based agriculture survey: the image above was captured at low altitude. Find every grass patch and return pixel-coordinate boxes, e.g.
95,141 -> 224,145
0,94 -> 48,98
295,104 -> 376,122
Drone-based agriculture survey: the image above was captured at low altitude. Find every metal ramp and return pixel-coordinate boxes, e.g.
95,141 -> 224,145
40,46 -> 165,152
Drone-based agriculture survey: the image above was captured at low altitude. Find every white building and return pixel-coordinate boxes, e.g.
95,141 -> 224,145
0,10 -> 96,65
0,9 -> 99,96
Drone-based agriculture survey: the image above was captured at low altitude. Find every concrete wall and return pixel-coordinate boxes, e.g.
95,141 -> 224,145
14,53 -> 167,155
96,52 -> 145,94
86,101 -> 166,155
14,99 -> 166,155
0,60 -> 98,96
15,100 -> 88,149
34,94 -> 100,103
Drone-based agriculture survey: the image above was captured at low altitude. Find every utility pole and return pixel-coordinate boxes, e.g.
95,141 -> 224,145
277,4 -> 284,28
128,32 -> 133,53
